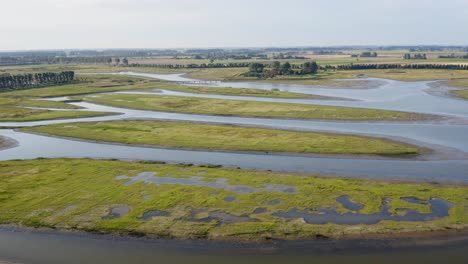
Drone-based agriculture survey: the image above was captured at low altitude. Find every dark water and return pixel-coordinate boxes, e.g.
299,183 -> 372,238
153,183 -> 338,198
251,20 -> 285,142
1,130 -> 467,184
336,195 -> 364,211
0,229 -> 467,264
272,198 -> 453,225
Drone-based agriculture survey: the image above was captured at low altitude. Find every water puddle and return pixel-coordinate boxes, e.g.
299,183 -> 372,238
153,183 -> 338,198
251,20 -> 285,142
336,195 -> 364,211
102,206 -> 130,220
139,210 -> 170,220
224,196 -> 237,202
272,197 -> 453,225
267,199 -> 282,205
116,172 -> 297,194
253,208 -> 268,214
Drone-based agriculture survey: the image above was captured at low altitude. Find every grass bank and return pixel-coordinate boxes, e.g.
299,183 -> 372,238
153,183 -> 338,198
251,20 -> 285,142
22,120 -> 422,156
0,106 -> 115,122
1,74 -> 157,98
455,90 -> 468,100
448,79 -> 468,100
0,97 -> 81,109
82,93 -> 432,121
0,158 -> 466,241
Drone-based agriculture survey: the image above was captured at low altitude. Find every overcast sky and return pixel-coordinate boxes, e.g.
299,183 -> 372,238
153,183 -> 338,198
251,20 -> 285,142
1,0 -> 468,50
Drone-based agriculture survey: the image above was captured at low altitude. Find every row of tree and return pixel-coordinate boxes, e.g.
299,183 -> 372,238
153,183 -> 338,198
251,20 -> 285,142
0,71 -> 75,91
127,62 -> 251,69
334,63 -> 468,70
439,53 -> 468,59
403,53 -> 427,60
245,61 -> 319,78
351,52 -> 378,58
0,56 -> 130,66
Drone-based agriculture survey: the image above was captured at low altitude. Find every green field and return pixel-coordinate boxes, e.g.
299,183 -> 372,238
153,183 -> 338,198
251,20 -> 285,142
82,93 -> 432,121
455,90 -> 468,100
448,79 -> 468,99
1,74 -> 157,98
0,97 -> 81,109
0,158 -> 466,240
22,120 -> 422,156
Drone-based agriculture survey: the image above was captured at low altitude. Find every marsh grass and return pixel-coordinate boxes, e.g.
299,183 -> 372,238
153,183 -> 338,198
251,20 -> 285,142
22,120 -> 422,156
0,158 -> 466,240
82,93 -> 432,121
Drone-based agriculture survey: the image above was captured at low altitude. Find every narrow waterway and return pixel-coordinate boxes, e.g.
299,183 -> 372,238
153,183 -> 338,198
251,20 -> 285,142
0,229 -> 467,264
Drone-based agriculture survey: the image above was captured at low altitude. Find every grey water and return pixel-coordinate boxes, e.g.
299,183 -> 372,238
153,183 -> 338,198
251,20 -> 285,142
0,228 -> 468,264
117,72 -> 468,118
116,172 -> 297,194
272,198 -> 453,225
1,129 -> 468,184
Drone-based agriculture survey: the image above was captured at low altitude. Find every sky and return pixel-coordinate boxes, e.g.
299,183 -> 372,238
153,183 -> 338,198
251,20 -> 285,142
1,0 -> 468,50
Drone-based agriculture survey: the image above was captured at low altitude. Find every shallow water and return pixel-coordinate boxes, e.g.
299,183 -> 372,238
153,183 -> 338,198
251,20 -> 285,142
119,72 -> 468,118
0,228 -> 467,264
1,130 -> 467,183
272,198 -> 453,225
116,172 -> 297,194
336,196 -> 364,211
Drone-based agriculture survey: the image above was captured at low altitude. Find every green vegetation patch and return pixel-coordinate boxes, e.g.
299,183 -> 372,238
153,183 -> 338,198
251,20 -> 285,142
1,74 -> 157,98
448,79 -> 468,100
0,158 -> 466,240
82,93 -> 432,121
0,106 -> 115,122
0,97 -> 81,109
454,90 -> 468,100
22,120 -> 421,156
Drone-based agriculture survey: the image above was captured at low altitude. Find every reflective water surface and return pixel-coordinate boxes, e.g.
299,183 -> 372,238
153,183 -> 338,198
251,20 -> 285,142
0,228 -> 468,264
1,72 -> 468,263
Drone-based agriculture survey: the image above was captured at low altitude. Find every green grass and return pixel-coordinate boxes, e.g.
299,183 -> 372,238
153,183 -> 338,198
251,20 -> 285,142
0,106 -> 115,122
0,158 -> 466,241
22,120 -> 421,156
82,93 -> 432,121
448,79 -> 468,100
1,74 -> 158,98
454,90 -> 468,100
0,97 -> 81,109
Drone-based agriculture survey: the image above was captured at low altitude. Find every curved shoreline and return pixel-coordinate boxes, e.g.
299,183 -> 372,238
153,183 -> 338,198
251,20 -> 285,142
19,121 -> 433,160
1,225 -> 468,250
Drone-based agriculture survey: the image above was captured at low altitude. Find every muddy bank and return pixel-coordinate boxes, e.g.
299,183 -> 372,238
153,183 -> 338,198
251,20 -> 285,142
0,136 -> 18,151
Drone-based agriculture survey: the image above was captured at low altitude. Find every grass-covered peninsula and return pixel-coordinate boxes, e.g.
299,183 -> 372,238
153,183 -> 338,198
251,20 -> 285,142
22,120 -> 422,156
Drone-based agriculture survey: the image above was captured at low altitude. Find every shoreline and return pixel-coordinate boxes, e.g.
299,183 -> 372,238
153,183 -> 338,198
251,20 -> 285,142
1,224 -> 468,251
18,125 -> 434,161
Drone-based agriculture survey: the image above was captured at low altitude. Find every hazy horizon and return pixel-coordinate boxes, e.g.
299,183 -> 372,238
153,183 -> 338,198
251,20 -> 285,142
1,0 -> 468,51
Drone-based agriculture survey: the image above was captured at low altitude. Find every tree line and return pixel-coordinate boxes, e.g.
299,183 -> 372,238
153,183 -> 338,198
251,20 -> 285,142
0,71 -> 75,91
333,63 -> 468,70
245,61 -> 319,78
127,62 -> 252,69
439,53 -> 468,59
403,53 -> 427,60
